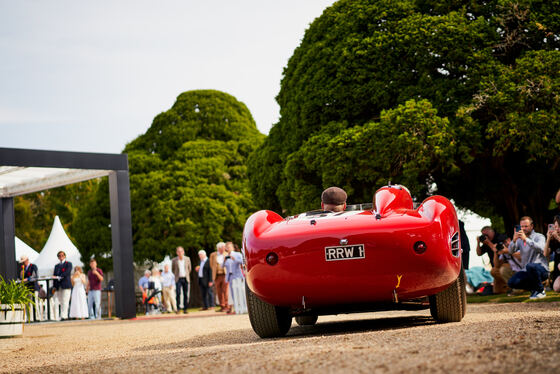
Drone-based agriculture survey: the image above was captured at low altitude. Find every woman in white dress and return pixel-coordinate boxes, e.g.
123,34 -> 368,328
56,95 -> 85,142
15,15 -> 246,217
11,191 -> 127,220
69,266 -> 89,319
147,268 -> 163,314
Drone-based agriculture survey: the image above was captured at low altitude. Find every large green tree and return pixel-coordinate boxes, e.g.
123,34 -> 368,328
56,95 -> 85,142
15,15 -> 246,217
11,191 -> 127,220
121,90 -> 264,262
14,180 -> 100,251
281,100 -> 459,213
249,0 -> 560,231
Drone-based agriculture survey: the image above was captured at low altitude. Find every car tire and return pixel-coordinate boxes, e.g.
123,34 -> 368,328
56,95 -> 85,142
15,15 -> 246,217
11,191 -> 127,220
246,283 -> 292,338
458,267 -> 467,318
429,268 -> 465,323
295,315 -> 318,326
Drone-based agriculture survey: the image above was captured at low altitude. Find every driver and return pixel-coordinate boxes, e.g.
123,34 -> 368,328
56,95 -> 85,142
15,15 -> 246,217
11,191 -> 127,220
321,186 -> 347,212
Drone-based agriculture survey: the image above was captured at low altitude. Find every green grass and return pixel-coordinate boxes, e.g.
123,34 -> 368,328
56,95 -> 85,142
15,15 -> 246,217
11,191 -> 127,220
467,291 -> 560,304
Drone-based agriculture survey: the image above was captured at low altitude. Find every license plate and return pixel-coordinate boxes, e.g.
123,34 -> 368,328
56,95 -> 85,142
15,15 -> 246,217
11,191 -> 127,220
325,244 -> 365,261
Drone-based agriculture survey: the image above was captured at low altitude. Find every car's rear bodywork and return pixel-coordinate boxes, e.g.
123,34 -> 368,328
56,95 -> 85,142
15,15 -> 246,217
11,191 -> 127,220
242,185 -> 465,337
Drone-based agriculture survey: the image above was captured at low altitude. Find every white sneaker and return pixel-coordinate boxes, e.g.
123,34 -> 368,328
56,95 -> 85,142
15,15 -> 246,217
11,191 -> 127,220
529,291 -> 546,299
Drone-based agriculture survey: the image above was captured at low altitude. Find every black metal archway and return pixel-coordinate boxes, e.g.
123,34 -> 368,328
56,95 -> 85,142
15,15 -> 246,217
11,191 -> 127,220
0,147 -> 136,319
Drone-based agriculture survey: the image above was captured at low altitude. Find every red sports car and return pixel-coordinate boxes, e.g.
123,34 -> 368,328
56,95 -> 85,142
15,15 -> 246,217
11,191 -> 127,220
242,185 -> 466,338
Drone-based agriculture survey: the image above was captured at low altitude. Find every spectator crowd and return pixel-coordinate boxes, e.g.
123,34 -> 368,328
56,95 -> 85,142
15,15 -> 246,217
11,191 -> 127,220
468,187 -> 560,299
18,239 -> 247,321
18,253 -> 105,321
139,241 -> 247,315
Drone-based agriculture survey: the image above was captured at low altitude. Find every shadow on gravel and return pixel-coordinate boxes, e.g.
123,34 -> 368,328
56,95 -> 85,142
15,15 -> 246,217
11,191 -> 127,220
134,328 -> 260,351
288,315 -> 435,338
134,314 -> 435,352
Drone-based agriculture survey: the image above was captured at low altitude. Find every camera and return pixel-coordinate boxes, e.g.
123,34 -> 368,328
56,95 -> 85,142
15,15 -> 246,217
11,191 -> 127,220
478,234 -> 487,241
496,242 -> 504,251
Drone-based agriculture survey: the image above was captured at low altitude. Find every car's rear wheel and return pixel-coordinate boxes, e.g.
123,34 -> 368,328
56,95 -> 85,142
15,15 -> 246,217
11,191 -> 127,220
429,268 -> 466,323
458,267 -> 467,318
295,315 -> 318,326
246,284 -> 292,338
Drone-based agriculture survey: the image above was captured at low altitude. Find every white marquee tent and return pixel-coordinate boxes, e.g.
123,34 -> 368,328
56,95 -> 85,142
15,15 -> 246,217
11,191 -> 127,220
35,216 -> 84,276
15,236 -> 40,263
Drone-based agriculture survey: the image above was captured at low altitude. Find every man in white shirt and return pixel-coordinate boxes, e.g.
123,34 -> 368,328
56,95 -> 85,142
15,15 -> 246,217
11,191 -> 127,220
171,246 -> 192,313
161,263 -> 177,313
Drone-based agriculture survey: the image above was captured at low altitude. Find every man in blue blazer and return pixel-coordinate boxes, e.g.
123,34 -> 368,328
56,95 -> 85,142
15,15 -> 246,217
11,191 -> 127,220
53,251 -> 72,320
197,250 -> 213,310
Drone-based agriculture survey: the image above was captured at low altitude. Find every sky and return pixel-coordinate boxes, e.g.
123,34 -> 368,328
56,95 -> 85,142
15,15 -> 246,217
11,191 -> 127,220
0,0 -> 336,153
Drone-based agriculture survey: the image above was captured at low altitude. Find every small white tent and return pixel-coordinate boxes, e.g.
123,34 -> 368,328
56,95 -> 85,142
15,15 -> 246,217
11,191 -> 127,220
15,237 -> 40,263
35,216 -> 84,277
159,255 -> 171,270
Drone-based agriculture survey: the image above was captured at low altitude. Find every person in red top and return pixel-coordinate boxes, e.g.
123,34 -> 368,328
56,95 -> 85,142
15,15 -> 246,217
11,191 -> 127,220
87,258 -> 104,319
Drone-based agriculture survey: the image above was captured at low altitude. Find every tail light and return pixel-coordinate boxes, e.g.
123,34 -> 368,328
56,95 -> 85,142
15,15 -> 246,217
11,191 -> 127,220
266,252 -> 279,266
413,241 -> 427,254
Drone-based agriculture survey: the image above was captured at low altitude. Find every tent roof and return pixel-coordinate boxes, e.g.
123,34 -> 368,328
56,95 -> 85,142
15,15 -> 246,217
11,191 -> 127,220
15,237 -> 40,263
35,216 -> 84,276
0,147 -> 129,198
0,166 -> 110,198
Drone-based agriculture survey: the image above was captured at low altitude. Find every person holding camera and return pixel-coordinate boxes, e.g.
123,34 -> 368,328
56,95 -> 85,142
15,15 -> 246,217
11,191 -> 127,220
544,215 -> 560,292
507,216 -> 548,299
491,237 -> 522,294
476,226 -> 509,293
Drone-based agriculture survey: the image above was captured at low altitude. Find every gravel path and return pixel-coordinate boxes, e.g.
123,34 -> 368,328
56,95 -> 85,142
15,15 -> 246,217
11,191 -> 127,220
2,302 -> 559,373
